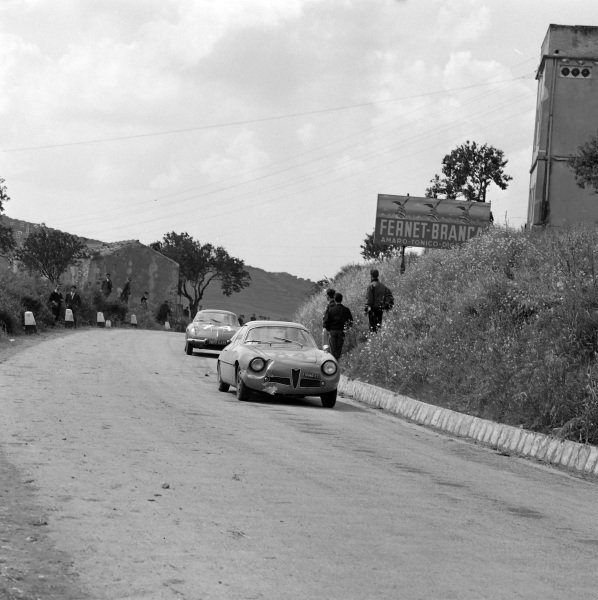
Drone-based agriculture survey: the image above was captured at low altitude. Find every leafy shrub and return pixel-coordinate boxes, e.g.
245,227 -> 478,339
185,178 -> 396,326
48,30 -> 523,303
0,270 -> 55,331
296,225 -> 598,444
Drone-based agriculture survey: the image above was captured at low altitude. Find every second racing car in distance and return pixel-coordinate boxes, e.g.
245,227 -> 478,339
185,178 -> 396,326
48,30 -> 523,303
184,309 -> 240,355
216,320 -> 340,408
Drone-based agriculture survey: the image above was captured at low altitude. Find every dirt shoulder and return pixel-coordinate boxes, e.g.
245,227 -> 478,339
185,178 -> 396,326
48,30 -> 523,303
0,329 -> 89,600
0,328 -> 76,364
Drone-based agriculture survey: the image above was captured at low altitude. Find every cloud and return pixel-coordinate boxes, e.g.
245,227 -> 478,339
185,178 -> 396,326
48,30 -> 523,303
435,0 -> 491,46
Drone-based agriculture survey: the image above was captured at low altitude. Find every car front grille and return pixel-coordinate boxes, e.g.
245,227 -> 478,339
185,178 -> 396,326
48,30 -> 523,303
299,378 -> 321,388
265,374 -> 321,388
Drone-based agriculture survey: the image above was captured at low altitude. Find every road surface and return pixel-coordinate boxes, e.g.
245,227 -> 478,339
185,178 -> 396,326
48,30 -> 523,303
0,328 -> 597,599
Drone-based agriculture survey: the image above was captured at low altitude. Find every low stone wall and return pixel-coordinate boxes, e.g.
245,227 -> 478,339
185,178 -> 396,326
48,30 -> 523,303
339,376 -> 598,477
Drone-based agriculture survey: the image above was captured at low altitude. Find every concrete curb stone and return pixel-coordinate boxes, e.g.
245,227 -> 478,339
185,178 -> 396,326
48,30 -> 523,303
339,375 -> 597,476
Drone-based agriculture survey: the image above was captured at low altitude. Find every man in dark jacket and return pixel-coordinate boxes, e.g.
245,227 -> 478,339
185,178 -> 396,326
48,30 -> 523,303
101,273 -> 113,297
64,285 -> 82,327
365,269 -> 392,332
48,285 -> 63,324
321,288 -> 336,348
323,292 -> 353,360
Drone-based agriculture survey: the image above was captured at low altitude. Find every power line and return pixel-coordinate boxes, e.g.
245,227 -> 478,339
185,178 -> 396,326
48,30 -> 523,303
54,78 -> 532,232
0,76 -> 531,153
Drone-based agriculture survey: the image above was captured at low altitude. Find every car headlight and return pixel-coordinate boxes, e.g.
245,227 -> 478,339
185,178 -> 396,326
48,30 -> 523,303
321,360 -> 337,376
249,357 -> 267,372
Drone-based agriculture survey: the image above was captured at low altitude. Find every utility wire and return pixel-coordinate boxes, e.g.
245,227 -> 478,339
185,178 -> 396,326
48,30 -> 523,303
0,76 -> 531,153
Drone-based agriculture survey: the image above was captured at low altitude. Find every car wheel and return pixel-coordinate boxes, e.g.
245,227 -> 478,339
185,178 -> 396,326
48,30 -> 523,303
236,368 -> 250,401
185,341 -> 193,356
217,363 -> 229,392
320,389 -> 337,408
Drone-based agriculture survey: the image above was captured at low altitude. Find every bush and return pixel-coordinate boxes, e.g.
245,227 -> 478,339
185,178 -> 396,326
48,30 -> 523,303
0,270 -> 56,332
295,225 -> 598,445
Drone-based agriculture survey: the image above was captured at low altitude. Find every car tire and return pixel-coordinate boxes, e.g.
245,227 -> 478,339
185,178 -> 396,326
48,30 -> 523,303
236,368 -> 250,401
185,341 -> 193,356
320,389 -> 337,408
217,363 -> 229,392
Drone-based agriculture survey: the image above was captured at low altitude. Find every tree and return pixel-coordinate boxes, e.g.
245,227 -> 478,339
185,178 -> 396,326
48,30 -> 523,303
0,177 -> 15,253
425,141 -> 512,202
15,225 -> 88,284
569,132 -> 598,193
360,231 -> 402,261
151,232 -> 251,314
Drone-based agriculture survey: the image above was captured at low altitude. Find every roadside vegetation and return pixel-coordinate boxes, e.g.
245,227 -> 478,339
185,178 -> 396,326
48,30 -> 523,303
297,225 -> 598,445
0,269 -> 168,335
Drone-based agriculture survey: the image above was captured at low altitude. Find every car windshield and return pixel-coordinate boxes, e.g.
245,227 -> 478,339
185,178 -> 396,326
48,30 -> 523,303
245,326 -> 315,347
193,311 -> 237,327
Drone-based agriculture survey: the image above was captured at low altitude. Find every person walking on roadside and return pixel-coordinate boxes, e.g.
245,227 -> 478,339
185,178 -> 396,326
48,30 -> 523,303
323,292 -> 353,360
64,285 -> 82,327
321,287 -> 336,348
48,285 -> 63,324
365,269 -> 393,333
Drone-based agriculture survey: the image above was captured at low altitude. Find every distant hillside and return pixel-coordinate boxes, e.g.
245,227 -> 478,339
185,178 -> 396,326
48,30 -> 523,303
199,265 -> 315,321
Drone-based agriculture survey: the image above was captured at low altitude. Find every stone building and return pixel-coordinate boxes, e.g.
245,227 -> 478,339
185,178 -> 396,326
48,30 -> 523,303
1,216 -> 179,312
528,24 -> 598,228
74,239 -> 180,311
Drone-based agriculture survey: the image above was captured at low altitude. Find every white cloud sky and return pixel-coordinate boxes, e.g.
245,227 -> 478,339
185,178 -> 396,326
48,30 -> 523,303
1,0 -> 598,281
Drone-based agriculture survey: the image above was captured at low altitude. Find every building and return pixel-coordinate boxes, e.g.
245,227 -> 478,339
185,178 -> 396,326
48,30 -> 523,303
1,216 -> 179,311
76,239 -> 180,311
527,24 -> 598,228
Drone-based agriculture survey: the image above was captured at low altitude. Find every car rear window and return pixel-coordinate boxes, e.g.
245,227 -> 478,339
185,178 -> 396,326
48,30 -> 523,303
194,312 -> 237,326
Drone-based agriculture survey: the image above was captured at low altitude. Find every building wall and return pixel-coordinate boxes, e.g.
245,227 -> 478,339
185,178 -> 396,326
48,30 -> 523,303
0,217 -> 179,311
528,24 -> 598,227
71,241 -> 180,310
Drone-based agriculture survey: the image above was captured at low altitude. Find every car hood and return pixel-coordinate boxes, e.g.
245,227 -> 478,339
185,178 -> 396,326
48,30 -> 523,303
251,346 -> 324,364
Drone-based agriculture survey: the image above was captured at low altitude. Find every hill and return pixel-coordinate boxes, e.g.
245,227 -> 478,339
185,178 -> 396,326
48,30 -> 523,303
199,265 -> 315,321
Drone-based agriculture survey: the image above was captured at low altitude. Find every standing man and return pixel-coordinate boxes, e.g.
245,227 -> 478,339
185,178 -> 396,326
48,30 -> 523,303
120,277 -> 131,303
48,285 -> 63,324
323,292 -> 353,360
101,273 -> 113,297
157,300 -> 171,325
140,291 -> 149,309
64,285 -> 82,327
321,288 -> 336,348
365,269 -> 393,332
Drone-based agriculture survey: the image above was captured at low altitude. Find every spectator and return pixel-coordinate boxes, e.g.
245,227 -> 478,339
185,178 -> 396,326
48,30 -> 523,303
140,291 -> 149,309
157,300 -> 171,325
64,285 -> 82,327
323,292 -> 353,360
101,273 -> 113,297
48,285 -> 63,324
365,269 -> 393,332
321,288 -> 336,348
120,277 -> 131,303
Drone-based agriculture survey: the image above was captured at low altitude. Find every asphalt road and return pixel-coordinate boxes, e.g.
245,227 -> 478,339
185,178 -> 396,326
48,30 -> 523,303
0,328 -> 597,600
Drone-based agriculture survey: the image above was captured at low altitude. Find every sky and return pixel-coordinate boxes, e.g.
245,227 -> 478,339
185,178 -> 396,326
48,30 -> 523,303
2,0 -> 598,282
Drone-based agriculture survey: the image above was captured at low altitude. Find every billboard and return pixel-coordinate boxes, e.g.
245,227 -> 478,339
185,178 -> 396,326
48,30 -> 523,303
373,194 -> 492,249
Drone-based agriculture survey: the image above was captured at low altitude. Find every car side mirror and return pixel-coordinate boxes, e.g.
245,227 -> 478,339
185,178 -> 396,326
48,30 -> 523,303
323,344 -> 330,353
